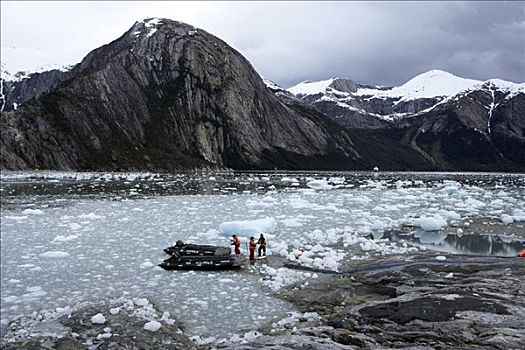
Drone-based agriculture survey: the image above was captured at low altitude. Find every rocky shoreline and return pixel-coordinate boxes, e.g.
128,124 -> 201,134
2,255 -> 524,349
225,255 -> 525,350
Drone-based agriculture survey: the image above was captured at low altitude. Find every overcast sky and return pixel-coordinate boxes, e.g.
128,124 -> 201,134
1,1 -> 524,87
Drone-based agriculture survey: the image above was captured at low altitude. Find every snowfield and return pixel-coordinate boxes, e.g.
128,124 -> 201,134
1,171 -> 524,342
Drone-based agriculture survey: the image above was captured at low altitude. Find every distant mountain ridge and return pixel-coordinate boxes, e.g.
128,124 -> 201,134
284,70 -> 524,125
1,19 -> 524,171
277,70 -> 525,170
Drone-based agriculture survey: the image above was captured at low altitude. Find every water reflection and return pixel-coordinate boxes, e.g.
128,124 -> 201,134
383,231 -> 524,257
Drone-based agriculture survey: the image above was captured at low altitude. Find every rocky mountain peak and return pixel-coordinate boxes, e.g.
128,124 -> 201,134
1,18 -> 363,171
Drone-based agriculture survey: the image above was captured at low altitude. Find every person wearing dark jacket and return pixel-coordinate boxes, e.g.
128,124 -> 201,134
257,234 -> 266,257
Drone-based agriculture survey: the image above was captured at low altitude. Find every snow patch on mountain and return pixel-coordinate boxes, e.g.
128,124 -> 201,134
133,18 -> 163,38
288,70 -> 524,102
262,77 -> 285,91
354,70 -> 482,101
1,63 -> 71,83
285,70 -> 524,122
287,78 -> 336,96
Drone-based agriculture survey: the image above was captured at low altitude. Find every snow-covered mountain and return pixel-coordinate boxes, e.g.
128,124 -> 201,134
270,70 -> 525,170
286,70 -> 524,126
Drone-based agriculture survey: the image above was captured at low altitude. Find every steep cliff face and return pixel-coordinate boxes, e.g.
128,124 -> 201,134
1,69 -> 67,112
1,18 -> 363,171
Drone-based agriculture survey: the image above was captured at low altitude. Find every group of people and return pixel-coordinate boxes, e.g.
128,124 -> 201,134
230,234 -> 266,261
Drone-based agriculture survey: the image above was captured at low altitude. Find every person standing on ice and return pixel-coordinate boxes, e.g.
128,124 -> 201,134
248,237 -> 256,261
257,234 -> 266,257
231,235 -> 241,255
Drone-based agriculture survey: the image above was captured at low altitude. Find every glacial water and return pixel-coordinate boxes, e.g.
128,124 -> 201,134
1,171 -> 524,343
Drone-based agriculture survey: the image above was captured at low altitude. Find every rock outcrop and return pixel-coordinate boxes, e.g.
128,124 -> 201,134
0,18 -> 362,171
232,255 -> 525,350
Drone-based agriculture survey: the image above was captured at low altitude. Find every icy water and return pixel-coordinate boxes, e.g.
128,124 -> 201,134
1,171 -> 525,342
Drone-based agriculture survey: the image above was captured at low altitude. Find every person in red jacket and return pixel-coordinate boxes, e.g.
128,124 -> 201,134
231,235 -> 241,255
518,249 -> 525,257
248,237 -> 256,261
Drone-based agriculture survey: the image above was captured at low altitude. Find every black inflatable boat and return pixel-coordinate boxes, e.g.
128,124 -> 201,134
164,241 -> 231,257
159,254 -> 242,270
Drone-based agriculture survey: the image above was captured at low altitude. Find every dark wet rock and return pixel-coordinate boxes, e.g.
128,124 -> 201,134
219,333 -> 360,350
270,255 -> 525,349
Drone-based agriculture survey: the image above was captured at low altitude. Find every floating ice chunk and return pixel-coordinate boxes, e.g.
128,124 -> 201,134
53,234 -> 79,242
4,216 -> 28,221
218,278 -> 234,283
435,255 -> 447,261
22,286 -> 47,300
39,251 -> 70,258
78,213 -> 105,219
370,220 -> 386,231
3,295 -> 20,304
415,214 -> 447,231
416,231 -> 448,244
444,186 -> 459,195
306,179 -> 333,190
160,311 -> 175,325
268,240 -> 289,256
281,218 -> 302,227
220,217 -> 276,236
109,307 -> 120,315
144,320 -> 161,332
22,208 -> 44,215
501,211 -> 525,224
445,273 -> 454,278
511,210 -> 523,220
141,260 -> 154,268
512,210 -> 525,221
91,313 -> 106,324
243,330 -> 261,341
501,214 -> 513,225
328,177 -> 345,184
69,223 -> 82,230
133,298 -> 149,306
288,197 -> 311,209
281,177 -> 298,182
97,332 -> 112,339
443,211 -> 461,221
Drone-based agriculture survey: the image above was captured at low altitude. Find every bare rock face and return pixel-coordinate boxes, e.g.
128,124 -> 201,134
0,18 -> 361,171
390,91 -> 525,171
1,69 -> 68,112
272,255 -> 525,350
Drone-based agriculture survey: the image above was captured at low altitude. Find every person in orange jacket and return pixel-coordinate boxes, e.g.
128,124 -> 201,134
231,235 -> 241,255
248,237 -> 256,261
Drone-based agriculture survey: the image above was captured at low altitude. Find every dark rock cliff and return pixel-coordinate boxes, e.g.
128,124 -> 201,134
1,69 -> 67,112
1,19 -> 364,171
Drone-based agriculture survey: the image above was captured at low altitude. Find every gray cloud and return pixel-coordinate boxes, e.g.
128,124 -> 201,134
1,1 -> 523,87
